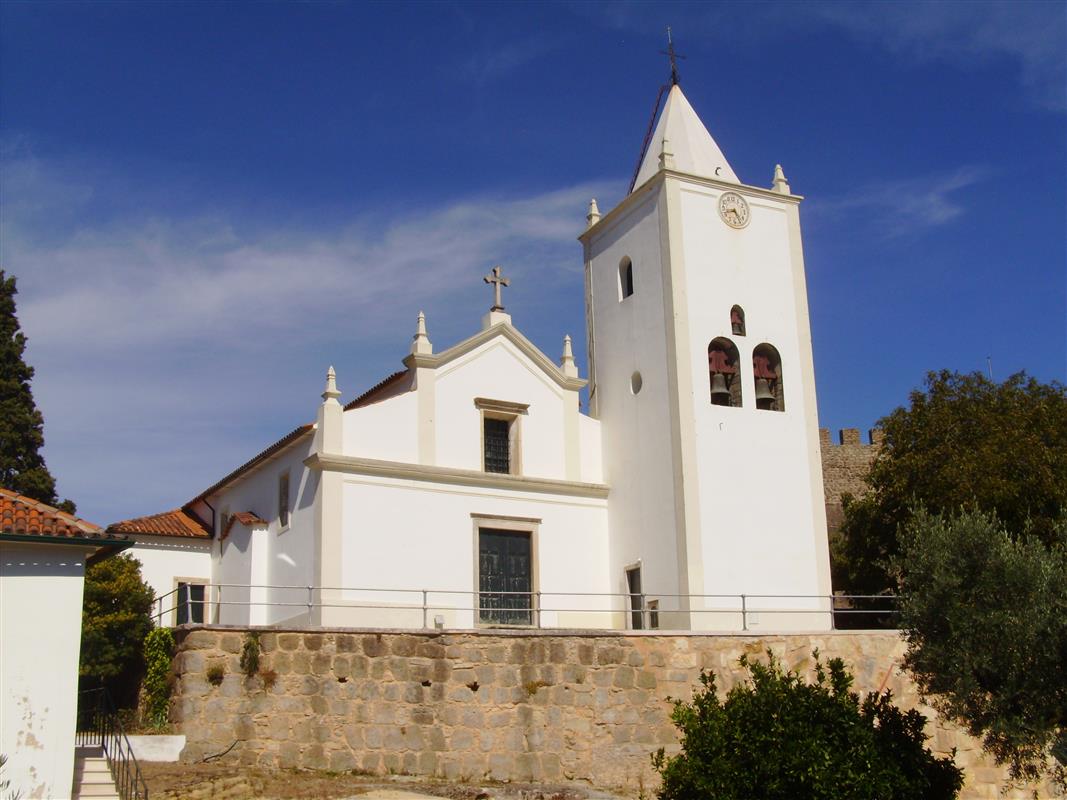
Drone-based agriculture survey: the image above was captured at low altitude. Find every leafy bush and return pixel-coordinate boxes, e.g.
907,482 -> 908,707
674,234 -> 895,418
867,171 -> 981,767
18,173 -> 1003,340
653,650 -> 963,800
140,627 -> 175,728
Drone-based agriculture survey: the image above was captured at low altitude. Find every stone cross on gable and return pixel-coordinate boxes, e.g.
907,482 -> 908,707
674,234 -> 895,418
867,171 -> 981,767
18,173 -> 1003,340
484,266 -> 510,312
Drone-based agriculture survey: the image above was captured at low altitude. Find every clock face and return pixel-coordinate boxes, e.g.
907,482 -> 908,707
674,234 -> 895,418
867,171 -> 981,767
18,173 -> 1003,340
718,192 -> 750,229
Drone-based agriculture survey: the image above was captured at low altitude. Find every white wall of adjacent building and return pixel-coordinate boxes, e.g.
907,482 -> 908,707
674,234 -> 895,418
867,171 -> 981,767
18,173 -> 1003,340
0,542 -> 91,800
128,536 -> 212,623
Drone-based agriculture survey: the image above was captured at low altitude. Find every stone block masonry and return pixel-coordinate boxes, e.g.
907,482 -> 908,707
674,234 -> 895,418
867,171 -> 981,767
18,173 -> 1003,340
820,427 -> 882,534
170,628 -> 1048,799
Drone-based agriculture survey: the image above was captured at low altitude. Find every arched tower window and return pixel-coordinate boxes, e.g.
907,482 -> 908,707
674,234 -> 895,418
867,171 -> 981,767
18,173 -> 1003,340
730,305 -> 746,336
708,338 -> 742,407
618,257 -> 634,300
753,343 -> 784,411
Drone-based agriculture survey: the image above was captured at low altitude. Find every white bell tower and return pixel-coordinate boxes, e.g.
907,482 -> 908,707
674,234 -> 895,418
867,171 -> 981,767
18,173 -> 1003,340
580,82 -> 832,631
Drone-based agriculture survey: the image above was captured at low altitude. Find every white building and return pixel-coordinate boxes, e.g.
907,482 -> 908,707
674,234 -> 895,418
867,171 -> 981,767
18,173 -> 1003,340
0,488 -> 131,800
112,82 -> 833,632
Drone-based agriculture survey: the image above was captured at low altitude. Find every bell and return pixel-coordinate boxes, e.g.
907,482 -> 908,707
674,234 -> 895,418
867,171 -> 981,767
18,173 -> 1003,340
710,372 -> 730,404
755,377 -> 775,406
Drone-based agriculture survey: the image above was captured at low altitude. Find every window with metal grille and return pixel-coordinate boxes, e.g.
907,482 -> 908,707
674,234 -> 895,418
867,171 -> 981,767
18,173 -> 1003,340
483,418 -> 511,474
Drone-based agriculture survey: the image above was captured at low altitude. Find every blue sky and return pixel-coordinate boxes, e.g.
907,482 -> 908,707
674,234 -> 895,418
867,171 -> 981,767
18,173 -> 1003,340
2,1 -> 1064,525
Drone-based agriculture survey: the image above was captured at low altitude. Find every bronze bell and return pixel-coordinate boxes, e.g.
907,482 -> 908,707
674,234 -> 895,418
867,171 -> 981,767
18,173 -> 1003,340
755,377 -> 775,405
710,372 -> 730,403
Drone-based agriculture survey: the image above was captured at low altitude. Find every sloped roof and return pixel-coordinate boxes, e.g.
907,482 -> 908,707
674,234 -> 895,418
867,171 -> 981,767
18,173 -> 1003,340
108,508 -> 210,538
632,84 -> 739,191
344,370 -> 409,410
0,487 -> 130,562
222,511 -> 268,539
187,423 -> 314,505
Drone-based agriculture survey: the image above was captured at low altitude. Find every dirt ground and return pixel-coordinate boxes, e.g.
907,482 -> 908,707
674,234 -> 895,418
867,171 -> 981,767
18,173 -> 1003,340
140,762 -> 626,800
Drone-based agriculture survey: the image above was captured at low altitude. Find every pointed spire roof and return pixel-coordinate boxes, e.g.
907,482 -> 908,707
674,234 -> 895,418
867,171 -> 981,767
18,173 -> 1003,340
631,84 -> 738,192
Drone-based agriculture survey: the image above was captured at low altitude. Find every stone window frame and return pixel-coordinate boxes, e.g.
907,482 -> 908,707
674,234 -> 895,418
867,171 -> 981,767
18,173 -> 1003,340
172,576 -> 209,626
470,513 -> 541,629
474,398 -> 529,476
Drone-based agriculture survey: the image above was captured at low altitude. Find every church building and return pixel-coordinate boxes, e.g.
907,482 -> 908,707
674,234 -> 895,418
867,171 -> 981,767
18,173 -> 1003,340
111,79 -> 833,632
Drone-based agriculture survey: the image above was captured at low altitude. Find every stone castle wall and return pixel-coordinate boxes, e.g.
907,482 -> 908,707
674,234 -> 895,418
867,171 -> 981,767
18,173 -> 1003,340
169,627 -> 1046,799
820,427 -> 882,533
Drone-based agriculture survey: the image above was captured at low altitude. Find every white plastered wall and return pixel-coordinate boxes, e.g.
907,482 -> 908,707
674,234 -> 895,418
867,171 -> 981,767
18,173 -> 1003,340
677,182 -> 831,630
128,536 -> 211,622
333,477 -> 610,629
211,437 -> 318,626
0,542 -> 92,800
585,185 -> 686,621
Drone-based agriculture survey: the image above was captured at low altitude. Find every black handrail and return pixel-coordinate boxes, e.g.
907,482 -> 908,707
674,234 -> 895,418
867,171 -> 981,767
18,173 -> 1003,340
76,688 -> 149,800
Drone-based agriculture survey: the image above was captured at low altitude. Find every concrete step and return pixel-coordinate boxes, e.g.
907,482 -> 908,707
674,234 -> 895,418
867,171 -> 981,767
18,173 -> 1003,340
72,751 -> 120,800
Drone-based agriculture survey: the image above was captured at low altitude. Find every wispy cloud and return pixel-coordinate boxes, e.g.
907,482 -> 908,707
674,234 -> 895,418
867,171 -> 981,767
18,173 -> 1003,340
573,0 -> 1066,111
3,149 -> 615,522
811,165 -> 991,239
808,1 -> 1067,112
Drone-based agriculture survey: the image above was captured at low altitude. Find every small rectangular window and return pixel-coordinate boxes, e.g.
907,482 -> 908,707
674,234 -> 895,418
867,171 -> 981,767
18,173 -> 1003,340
278,471 -> 290,528
176,582 -> 205,625
483,418 -> 511,474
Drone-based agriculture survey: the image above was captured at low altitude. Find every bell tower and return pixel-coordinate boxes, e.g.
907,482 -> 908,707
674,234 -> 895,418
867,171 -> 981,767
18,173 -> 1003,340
580,82 -> 832,631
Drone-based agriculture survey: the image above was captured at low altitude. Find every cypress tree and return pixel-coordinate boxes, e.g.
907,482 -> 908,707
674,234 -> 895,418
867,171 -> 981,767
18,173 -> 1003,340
0,270 -> 73,511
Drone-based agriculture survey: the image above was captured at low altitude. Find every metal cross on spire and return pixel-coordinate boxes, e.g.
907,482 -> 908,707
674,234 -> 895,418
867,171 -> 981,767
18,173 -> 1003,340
483,266 -> 510,311
660,26 -> 685,86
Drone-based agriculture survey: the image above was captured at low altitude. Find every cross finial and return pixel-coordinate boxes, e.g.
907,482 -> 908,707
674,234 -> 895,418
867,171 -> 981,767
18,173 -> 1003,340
483,266 -> 510,312
660,26 -> 685,86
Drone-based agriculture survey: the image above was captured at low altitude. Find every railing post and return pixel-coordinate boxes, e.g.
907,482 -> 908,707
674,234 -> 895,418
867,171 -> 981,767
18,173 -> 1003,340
422,590 -> 428,629
215,584 -> 222,624
829,594 -> 836,630
741,594 -> 748,631
640,592 -> 647,630
535,591 -> 541,628
307,584 -> 314,624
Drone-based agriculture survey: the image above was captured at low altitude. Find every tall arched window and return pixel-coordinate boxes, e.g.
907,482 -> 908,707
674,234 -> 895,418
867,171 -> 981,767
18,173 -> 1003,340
752,343 -> 784,411
618,257 -> 634,300
730,305 -> 746,336
708,338 -> 742,407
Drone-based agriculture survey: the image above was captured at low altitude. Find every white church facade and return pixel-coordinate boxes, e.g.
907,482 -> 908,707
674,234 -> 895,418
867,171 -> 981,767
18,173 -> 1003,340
112,82 -> 833,632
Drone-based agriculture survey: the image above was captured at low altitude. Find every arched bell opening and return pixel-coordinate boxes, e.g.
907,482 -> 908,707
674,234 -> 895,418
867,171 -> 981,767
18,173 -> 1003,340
753,343 -> 784,412
730,305 -> 746,336
708,337 -> 742,407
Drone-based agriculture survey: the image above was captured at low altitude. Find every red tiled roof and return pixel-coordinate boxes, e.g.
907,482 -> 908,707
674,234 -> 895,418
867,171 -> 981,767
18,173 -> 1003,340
108,508 -> 211,539
222,511 -> 268,539
188,424 -> 314,505
0,488 -> 130,558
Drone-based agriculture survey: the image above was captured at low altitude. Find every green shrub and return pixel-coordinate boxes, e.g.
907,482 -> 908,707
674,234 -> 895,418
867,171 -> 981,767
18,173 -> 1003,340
140,627 -> 175,728
653,650 -> 963,800
239,631 -> 261,677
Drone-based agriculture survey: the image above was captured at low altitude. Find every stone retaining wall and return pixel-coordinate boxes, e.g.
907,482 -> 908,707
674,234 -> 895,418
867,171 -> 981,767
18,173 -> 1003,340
170,627 -> 1045,799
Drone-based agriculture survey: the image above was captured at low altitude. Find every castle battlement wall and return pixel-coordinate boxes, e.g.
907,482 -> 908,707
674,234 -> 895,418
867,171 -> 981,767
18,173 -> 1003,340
819,428 -> 882,533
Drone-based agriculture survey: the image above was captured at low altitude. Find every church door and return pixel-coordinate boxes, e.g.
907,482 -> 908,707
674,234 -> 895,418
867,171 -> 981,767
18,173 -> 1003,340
478,529 -> 532,626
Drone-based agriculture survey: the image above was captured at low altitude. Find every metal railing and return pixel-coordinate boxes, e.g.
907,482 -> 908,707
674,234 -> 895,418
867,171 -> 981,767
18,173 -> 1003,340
152,583 -> 899,631
76,688 -> 149,800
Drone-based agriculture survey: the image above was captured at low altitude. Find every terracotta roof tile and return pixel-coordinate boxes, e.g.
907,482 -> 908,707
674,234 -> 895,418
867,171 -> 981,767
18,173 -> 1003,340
0,488 -> 129,552
222,511 -> 268,539
108,508 -> 211,538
